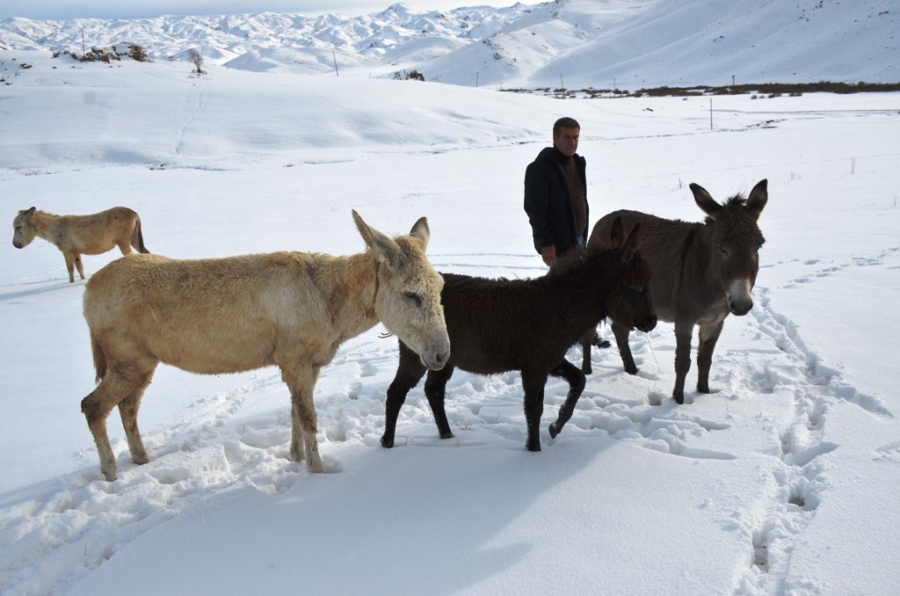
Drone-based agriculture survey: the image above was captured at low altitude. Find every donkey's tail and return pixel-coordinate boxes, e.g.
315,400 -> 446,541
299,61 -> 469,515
91,332 -> 107,384
133,216 -> 150,254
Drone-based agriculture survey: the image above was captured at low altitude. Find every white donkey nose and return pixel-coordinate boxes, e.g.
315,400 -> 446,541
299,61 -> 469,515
728,279 -> 754,315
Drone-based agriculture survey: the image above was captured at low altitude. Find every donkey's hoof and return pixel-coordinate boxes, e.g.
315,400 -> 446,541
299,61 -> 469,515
673,394 -> 685,405
307,458 -> 328,474
526,441 -> 542,452
380,436 -> 394,449
439,430 -> 454,440
549,422 -> 563,439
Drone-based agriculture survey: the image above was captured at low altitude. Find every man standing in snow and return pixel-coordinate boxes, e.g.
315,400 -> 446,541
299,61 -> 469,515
524,116 -> 588,267
524,116 -> 609,348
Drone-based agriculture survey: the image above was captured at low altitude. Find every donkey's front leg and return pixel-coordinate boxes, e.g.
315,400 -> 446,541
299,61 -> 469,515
73,253 -> 86,280
548,359 -> 586,438
672,320 -> 695,404
612,321 -> 638,375
579,330 -> 593,375
289,404 -> 306,462
281,364 -> 325,473
382,347 -> 428,448
423,364 -> 456,440
522,371 -> 547,452
63,251 -> 78,283
696,320 -> 724,394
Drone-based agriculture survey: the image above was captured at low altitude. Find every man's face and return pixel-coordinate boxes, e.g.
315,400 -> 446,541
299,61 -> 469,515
553,126 -> 580,157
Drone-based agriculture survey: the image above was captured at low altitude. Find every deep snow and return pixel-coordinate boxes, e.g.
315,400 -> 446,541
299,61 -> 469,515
1,15 -> 900,596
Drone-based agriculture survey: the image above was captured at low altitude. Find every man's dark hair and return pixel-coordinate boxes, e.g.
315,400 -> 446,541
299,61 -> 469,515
553,117 -> 580,137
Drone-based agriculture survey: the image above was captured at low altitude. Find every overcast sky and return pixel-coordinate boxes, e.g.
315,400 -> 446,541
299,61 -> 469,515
0,1 -> 521,21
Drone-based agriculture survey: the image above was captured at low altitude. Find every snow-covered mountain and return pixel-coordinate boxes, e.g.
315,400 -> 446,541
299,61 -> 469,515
1,0 -> 897,88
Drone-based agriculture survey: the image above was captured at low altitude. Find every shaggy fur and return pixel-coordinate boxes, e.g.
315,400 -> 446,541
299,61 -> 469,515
81,211 -> 450,481
12,206 -> 149,282
381,218 -> 657,452
582,179 -> 768,404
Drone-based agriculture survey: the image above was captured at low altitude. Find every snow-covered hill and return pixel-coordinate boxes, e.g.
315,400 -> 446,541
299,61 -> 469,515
1,0 -> 897,88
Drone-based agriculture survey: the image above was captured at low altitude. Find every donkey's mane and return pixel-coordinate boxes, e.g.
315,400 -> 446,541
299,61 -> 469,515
22,207 -> 58,217
547,245 -> 608,279
703,194 -> 749,225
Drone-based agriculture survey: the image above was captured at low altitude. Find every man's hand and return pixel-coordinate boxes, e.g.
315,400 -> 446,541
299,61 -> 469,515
541,245 -> 557,267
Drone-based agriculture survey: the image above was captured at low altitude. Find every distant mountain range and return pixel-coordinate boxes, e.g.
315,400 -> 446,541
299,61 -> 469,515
1,0 -> 897,89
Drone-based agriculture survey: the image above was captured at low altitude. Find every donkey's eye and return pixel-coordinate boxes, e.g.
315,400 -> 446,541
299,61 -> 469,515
717,246 -> 729,257
403,291 -> 423,307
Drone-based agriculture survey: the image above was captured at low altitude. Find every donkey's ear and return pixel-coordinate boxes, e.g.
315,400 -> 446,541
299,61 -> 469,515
745,179 -> 768,220
353,210 -> 402,270
408,216 -> 430,251
608,216 -> 625,246
618,222 -> 642,263
691,183 -> 722,219
25,206 -> 36,215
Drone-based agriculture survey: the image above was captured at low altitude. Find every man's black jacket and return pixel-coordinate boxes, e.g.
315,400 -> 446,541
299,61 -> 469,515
523,146 -> 588,256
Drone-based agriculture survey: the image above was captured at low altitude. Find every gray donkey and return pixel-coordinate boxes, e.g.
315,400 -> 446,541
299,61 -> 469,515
582,179 -> 768,404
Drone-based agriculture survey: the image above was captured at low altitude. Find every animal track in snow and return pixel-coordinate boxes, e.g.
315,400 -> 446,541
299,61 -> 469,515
874,440 -> 900,463
733,277 -> 885,590
751,287 -> 891,418
781,247 -> 897,290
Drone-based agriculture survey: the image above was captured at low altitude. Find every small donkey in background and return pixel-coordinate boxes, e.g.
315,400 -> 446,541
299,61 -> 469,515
12,206 -> 149,282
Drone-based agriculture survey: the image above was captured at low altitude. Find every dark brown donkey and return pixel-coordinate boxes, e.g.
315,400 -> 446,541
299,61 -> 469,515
581,179 -> 768,404
381,217 -> 657,452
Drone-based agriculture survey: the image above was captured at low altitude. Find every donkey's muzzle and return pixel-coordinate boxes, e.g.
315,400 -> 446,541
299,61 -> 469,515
419,337 -> 451,371
729,299 -> 753,316
422,349 -> 450,371
637,315 -> 658,333
727,279 -> 754,316
13,241 -> 23,249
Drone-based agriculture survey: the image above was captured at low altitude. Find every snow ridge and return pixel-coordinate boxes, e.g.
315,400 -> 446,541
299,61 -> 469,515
1,0 -> 897,87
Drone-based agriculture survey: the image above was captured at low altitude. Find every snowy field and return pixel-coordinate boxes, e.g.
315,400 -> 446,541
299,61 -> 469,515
1,50 -> 899,595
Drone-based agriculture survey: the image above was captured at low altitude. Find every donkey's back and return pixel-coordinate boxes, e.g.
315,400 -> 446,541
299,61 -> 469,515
59,207 -> 148,255
588,210 -> 703,322
437,273 -> 571,373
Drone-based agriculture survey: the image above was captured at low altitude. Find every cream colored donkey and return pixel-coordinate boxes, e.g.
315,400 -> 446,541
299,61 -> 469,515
12,206 -> 149,282
81,210 -> 450,481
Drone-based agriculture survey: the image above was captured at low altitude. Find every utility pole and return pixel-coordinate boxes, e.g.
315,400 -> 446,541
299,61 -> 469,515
332,48 -> 339,76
